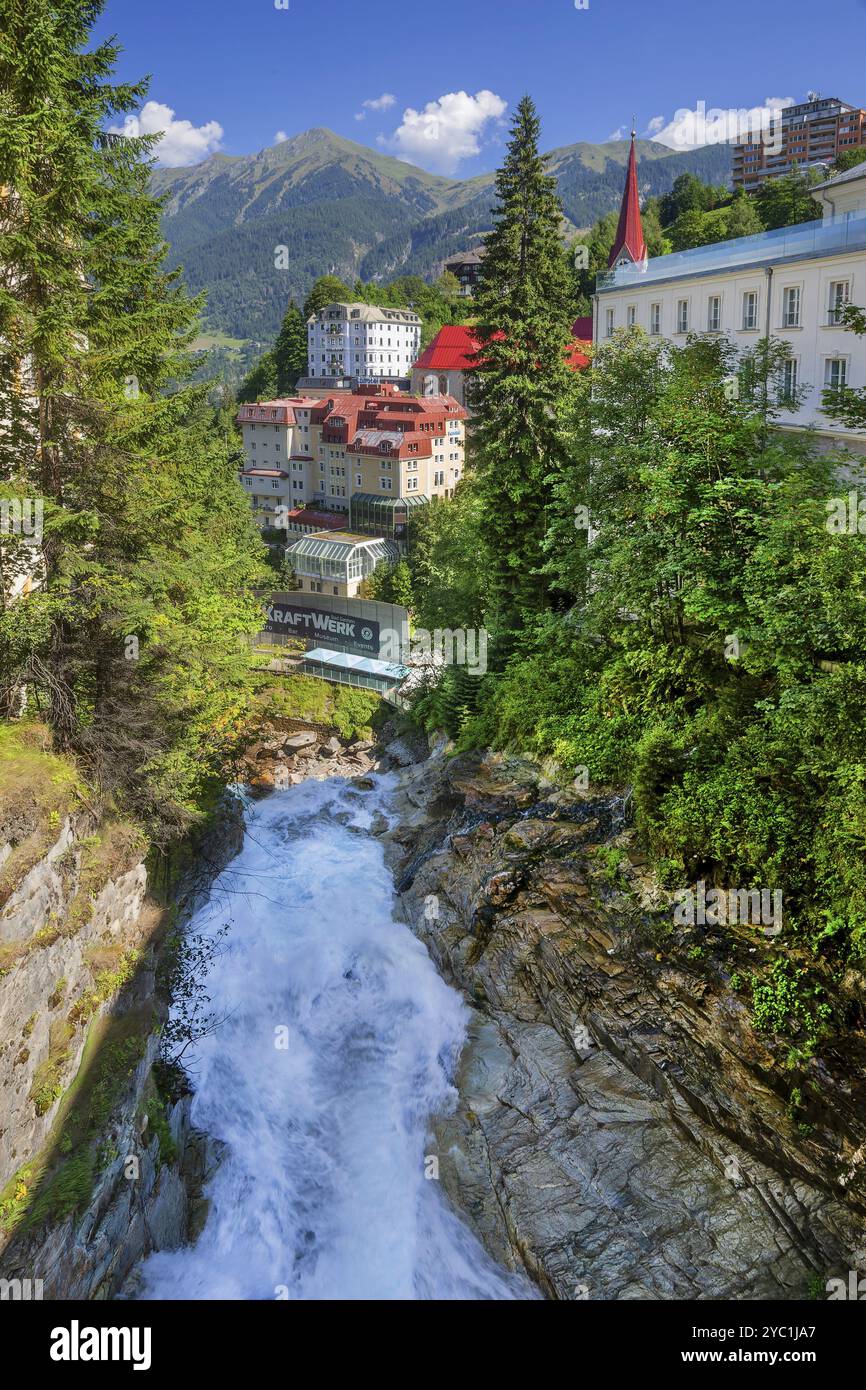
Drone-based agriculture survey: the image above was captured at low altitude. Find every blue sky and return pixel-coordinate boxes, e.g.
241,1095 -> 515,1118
97,0 -> 866,175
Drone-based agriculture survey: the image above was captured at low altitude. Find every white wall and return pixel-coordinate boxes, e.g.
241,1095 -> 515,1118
595,248 -> 866,446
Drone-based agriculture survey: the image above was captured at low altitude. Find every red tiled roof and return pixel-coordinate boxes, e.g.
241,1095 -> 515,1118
412,325 -> 482,372
414,325 -> 590,375
236,398 -> 318,426
286,508 -> 347,530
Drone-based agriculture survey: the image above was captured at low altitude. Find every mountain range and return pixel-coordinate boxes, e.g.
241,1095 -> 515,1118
151,127 -> 733,343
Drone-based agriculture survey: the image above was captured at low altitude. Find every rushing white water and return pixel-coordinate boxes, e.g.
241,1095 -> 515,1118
138,775 -> 530,1301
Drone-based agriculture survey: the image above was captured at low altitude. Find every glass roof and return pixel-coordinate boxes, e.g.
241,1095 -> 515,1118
286,534 -> 398,563
351,492 -> 431,509
305,648 -> 409,679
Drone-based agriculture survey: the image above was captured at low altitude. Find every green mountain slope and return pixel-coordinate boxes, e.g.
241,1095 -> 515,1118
154,128 -> 732,341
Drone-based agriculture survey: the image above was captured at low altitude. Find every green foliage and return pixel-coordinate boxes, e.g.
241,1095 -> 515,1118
753,167 -> 823,230
749,959 -> 834,1055
254,674 -> 380,742
367,558 -> 414,609
0,0 -> 269,844
832,148 -> 866,174
145,1094 -> 178,1168
470,97 -> 579,659
409,319 -> 866,996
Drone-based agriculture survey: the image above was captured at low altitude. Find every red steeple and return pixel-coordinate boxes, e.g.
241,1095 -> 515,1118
608,130 -> 647,269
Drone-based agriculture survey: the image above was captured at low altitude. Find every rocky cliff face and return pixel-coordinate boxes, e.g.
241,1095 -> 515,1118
381,741 -> 866,1300
0,798 -> 243,1298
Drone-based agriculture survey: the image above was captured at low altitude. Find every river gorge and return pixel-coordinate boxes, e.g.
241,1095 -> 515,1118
4,725 -> 866,1302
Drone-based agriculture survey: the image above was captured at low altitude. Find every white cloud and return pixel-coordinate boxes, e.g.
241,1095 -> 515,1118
109,100 -> 223,166
378,90 -> 507,174
647,96 -> 795,150
606,126 -> 629,142
274,130 -> 289,144
354,92 -> 397,121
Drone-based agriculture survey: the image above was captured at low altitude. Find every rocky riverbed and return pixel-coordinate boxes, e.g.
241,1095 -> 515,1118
374,736 -> 866,1301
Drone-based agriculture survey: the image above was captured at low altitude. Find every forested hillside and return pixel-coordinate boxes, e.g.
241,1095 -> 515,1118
153,127 -> 732,341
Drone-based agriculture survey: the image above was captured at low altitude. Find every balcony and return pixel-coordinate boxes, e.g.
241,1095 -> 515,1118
597,211 -> 866,293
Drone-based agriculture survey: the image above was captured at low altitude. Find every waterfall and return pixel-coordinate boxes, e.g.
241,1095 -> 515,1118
137,775 -> 532,1300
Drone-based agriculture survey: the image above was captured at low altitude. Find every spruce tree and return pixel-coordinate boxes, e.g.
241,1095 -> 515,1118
272,299 -> 308,392
470,96 -> 577,659
0,0 -> 268,840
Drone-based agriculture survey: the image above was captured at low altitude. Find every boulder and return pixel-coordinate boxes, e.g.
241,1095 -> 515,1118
284,731 -> 319,751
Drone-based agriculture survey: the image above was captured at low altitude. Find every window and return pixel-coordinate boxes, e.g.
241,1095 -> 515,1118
782,286 -> 801,328
825,358 -> 848,390
707,295 -> 721,332
828,280 -> 850,325
742,290 -> 758,331
605,308 -> 615,338
626,305 -> 636,327
676,299 -> 689,333
649,303 -> 661,336
779,358 -> 799,404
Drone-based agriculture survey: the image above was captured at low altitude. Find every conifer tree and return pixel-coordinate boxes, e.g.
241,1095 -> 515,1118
272,299 -> 308,392
470,96 -> 577,659
0,0 -> 268,839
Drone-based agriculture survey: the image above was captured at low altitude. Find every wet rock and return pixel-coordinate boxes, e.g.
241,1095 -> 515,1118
382,741 -> 866,1300
319,736 -> 342,759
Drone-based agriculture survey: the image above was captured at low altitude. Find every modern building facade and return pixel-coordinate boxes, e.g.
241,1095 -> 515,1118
732,96 -> 866,190
594,151 -> 866,455
306,302 -> 421,382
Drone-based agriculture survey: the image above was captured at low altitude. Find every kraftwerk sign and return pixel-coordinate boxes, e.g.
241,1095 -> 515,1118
264,601 -> 380,657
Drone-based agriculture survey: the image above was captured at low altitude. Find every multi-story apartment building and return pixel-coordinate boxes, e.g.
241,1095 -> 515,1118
308,386 -> 467,539
238,385 -> 468,541
733,96 -> 866,190
236,397 -> 320,525
594,145 -> 866,456
306,302 -> 422,382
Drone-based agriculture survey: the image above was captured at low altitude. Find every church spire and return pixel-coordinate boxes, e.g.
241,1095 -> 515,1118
608,127 -> 648,269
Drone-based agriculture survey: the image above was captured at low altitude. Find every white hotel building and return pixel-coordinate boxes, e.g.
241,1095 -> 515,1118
594,152 -> 866,456
307,302 -> 422,383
